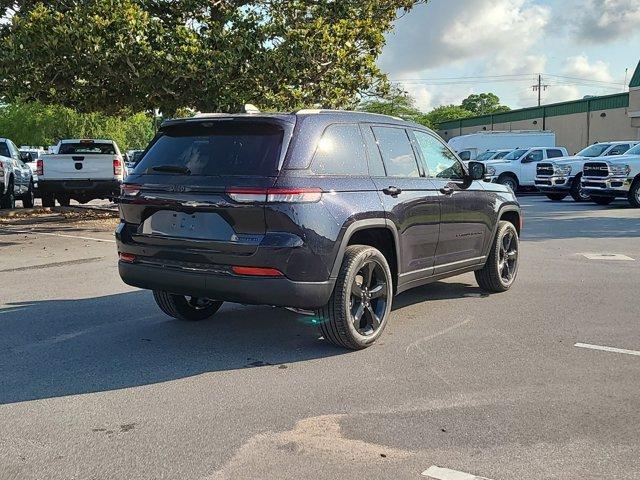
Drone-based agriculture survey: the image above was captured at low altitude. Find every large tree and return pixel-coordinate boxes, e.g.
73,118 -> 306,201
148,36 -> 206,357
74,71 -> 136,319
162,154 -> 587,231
359,88 -> 431,127
460,93 -> 510,116
0,0 -> 424,115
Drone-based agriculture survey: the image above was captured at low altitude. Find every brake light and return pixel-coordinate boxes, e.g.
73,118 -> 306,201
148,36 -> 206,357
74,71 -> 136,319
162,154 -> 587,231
227,187 -> 322,204
113,157 -> 123,176
119,252 -> 136,263
232,266 -> 283,277
36,159 -> 43,176
121,184 -> 141,197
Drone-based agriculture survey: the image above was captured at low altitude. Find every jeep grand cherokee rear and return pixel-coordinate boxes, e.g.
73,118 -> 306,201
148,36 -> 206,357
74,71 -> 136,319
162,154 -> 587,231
117,110 -> 521,350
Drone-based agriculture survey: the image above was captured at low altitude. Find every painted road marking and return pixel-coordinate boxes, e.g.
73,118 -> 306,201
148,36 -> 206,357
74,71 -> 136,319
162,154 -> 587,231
581,253 -> 635,261
575,343 -> 640,357
422,466 -> 493,480
8,229 -> 116,244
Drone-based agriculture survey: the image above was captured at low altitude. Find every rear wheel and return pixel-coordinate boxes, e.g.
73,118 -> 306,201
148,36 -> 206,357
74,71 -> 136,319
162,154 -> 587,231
56,195 -> 71,207
592,196 -> 614,206
0,180 -> 15,209
42,193 -> 55,208
153,291 -> 223,321
475,221 -> 519,293
570,175 -> 590,202
546,193 -> 567,201
628,179 -> 640,208
22,182 -> 35,208
497,174 -> 518,192
316,245 -> 393,350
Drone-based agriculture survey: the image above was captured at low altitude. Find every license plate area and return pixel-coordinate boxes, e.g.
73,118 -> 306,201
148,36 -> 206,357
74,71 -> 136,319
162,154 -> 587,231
141,211 -> 235,241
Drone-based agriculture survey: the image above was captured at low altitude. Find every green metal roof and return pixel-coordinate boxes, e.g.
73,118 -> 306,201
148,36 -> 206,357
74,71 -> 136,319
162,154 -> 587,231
630,61 -> 640,88
436,92 -> 630,131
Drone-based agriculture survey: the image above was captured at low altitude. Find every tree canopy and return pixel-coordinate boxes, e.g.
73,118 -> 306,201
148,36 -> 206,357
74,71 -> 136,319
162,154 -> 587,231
0,0 -> 424,115
358,88 -> 431,127
460,93 -> 510,116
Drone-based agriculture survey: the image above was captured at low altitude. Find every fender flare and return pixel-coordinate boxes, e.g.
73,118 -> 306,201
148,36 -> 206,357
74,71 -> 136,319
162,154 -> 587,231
329,219 -> 401,280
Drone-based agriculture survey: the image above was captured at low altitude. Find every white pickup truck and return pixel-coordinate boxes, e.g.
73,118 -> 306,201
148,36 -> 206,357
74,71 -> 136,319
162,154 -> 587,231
38,139 -> 124,207
581,143 -> 640,207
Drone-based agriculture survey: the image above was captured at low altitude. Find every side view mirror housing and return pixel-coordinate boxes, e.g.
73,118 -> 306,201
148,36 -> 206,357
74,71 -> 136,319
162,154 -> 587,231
467,161 -> 486,181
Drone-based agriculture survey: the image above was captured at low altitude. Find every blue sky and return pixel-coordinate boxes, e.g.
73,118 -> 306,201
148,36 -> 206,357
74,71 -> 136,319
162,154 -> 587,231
380,0 -> 640,111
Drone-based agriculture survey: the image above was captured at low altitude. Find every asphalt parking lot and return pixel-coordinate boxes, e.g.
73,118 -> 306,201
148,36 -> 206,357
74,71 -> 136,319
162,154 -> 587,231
1,196 -> 639,480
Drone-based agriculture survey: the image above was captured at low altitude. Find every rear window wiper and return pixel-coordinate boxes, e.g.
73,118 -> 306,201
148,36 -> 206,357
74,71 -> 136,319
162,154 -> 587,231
146,165 -> 191,175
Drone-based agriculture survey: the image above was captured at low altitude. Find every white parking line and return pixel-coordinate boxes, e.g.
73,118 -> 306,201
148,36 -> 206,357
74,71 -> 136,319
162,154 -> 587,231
581,253 -> 635,261
9,230 -> 116,244
422,466 -> 493,480
574,343 -> 640,357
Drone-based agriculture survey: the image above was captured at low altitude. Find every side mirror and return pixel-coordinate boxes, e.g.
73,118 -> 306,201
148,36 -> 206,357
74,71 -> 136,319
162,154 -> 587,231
467,161 -> 486,181
20,152 -> 33,162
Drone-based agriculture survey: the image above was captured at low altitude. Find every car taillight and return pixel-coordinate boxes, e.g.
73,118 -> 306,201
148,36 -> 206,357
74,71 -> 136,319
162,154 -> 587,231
121,184 -> 141,197
232,266 -> 283,277
36,159 -> 43,176
119,252 -> 136,263
113,157 -> 123,176
227,187 -> 322,204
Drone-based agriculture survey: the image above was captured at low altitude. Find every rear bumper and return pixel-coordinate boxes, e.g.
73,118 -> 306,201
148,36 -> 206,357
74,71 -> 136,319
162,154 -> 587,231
38,179 -> 120,196
118,261 -> 334,309
581,177 -> 631,197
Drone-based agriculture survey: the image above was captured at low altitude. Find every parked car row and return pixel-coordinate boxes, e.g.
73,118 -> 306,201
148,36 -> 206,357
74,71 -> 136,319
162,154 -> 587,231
0,138 -> 36,209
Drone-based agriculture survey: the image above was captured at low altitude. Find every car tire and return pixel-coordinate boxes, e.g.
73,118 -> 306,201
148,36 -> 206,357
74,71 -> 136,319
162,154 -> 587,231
592,196 -> 614,206
628,178 -> 640,208
497,174 -> 518,192
0,180 -> 15,209
153,291 -> 223,321
316,245 -> 393,350
570,175 -> 590,202
57,195 -> 71,207
42,193 -> 55,208
22,182 -> 35,208
546,193 -> 567,201
475,221 -> 519,293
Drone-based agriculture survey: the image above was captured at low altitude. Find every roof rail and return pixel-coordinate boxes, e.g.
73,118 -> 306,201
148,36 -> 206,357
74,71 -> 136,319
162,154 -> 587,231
294,109 -> 404,121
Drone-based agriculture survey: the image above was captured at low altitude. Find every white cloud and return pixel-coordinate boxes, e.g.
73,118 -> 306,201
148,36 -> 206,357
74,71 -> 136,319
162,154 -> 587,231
380,0 -> 551,76
403,83 -> 474,111
562,55 -> 614,82
569,0 -> 640,43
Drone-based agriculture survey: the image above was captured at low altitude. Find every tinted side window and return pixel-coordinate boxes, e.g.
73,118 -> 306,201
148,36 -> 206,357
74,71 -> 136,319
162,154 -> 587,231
607,144 -> 630,155
547,149 -> 564,158
371,127 -> 420,178
458,150 -> 471,161
311,124 -> 368,175
414,131 -> 464,180
361,125 -> 386,176
0,142 -> 10,158
526,150 -> 544,162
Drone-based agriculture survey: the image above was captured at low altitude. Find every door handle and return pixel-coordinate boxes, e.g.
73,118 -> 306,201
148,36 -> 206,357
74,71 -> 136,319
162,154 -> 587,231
440,186 -> 454,195
383,186 -> 402,197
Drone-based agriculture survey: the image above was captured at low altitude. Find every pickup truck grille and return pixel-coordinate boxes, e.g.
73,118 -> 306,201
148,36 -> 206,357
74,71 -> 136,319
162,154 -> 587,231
583,162 -> 609,177
536,163 -> 554,176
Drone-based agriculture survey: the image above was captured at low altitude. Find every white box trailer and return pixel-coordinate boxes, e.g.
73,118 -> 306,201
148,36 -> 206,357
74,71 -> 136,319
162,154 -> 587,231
449,131 -> 556,161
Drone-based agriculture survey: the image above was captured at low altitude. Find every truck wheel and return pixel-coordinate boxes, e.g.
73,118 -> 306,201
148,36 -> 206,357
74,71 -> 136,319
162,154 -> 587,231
546,193 -> 567,201
475,221 -> 519,293
570,175 -> 590,202
0,180 -> 15,209
497,174 -> 518,192
153,291 -> 223,321
628,178 -> 640,208
316,245 -> 393,350
22,182 -> 35,208
42,193 -> 55,208
56,195 -> 71,207
592,196 -> 614,206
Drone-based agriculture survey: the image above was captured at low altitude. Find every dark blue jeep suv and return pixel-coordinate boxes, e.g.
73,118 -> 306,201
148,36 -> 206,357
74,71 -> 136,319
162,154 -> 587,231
116,110 -> 521,349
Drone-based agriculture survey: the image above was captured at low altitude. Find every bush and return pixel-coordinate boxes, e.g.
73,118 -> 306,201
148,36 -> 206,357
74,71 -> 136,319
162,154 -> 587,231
0,102 -> 155,151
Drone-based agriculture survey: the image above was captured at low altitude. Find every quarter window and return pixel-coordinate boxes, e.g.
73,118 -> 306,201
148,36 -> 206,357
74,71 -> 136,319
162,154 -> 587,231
311,124 -> 368,175
607,144 -> 630,156
547,149 -> 564,158
0,142 -> 9,158
413,131 -> 464,180
371,127 -> 420,178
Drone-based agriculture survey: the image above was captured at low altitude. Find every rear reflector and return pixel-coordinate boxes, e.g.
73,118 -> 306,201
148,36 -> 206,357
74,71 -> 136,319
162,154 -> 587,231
121,184 -> 141,196
232,266 -> 283,277
119,252 -> 136,263
227,187 -> 322,204
36,159 -> 43,176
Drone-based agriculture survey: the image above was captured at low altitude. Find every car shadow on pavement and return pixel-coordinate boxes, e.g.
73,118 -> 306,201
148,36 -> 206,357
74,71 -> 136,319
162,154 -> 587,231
392,281 -> 485,311
0,291 -> 347,405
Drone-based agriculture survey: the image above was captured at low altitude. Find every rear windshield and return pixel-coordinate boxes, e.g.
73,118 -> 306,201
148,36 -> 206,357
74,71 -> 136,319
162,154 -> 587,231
59,143 -> 116,155
135,123 -> 284,176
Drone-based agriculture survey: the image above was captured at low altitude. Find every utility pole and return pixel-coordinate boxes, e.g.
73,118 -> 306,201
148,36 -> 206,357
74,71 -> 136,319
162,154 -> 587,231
532,74 -> 549,107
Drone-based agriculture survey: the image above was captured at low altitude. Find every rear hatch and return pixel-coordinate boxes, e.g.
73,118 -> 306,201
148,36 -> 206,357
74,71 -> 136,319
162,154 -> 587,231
42,141 -> 120,180
119,118 -> 293,257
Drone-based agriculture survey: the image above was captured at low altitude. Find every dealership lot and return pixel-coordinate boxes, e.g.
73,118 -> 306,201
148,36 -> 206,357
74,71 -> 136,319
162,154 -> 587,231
0,197 -> 639,480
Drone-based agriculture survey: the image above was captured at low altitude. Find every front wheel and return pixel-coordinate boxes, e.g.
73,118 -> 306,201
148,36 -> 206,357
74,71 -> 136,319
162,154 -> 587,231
316,245 -> 393,350
592,196 -> 614,206
570,176 -> 590,202
497,174 -> 518,192
628,179 -> 640,208
475,221 -> 519,293
546,193 -> 567,201
153,291 -> 223,321
0,181 -> 15,209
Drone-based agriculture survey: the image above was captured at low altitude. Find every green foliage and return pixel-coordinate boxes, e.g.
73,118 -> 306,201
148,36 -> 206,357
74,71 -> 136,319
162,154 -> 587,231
359,89 -> 431,127
1,0 -> 424,115
460,93 -> 511,115
425,105 -> 473,125
0,102 -> 155,151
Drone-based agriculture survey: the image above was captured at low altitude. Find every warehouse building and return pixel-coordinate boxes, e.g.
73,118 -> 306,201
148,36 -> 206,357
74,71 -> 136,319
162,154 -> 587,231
437,61 -> 640,155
